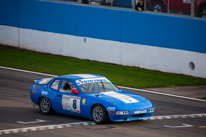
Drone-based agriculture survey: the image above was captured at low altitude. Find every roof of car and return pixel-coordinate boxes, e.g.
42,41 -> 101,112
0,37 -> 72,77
56,74 -> 105,80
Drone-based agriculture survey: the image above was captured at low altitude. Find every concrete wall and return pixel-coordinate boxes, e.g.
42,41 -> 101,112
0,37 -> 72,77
0,0 -> 206,78
0,25 -> 19,47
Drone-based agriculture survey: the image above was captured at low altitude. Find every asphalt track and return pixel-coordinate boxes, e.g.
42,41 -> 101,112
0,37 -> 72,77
0,67 -> 206,137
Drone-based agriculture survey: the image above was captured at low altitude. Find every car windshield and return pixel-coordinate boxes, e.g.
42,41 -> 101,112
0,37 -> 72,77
76,78 -> 119,94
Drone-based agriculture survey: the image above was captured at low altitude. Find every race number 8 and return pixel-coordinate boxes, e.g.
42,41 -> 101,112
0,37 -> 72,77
73,99 -> 77,109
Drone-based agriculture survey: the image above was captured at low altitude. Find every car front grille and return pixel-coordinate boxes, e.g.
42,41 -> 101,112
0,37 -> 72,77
130,114 -> 146,118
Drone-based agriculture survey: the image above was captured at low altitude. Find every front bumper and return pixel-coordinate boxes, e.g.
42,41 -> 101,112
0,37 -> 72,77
109,107 -> 155,122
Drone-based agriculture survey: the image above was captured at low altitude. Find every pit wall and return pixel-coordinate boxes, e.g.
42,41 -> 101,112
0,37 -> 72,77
0,0 -> 206,78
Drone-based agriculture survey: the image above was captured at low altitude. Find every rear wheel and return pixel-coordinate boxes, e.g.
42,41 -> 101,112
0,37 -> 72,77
92,105 -> 109,124
39,98 -> 53,115
153,1 -> 165,12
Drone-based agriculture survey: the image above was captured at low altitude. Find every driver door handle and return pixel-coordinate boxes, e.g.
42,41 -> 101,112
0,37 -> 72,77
57,94 -> 62,97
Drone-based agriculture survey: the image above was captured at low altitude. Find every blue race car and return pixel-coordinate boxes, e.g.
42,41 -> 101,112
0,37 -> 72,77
30,74 -> 155,124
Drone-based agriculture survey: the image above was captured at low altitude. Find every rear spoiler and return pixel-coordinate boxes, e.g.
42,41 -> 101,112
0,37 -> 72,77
34,78 -> 53,85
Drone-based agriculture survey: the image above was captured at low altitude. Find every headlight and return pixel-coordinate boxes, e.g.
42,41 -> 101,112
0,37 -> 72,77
149,109 -> 154,112
116,111 -> 129,115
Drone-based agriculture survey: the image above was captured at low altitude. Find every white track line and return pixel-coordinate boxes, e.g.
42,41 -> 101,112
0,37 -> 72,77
0,66 -> 206,102
0,66 -> 56,77
0,121 -> 96,135
119,86 -> 206,102
16,119 -> 49,124
146,113 -> 206,120
0,113 -> 206,135
164,124 -> 194,128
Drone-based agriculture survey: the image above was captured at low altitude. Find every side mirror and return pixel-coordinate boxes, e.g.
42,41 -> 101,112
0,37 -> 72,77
115,85 -> 120,89
72,88 -> 79,95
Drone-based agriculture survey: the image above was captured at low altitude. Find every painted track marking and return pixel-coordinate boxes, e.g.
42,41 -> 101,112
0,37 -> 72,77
0,113 -> 206,135
164,124 -> 193,128
1,66 -> 206,102
0,121 -> 96,135
119,86 -> 206,102
0,66 -> 56,77
145,113 -> 206,120
16,119 -> 50,124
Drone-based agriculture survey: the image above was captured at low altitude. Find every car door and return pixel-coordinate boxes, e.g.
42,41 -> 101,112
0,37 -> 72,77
55,79 -> 82,116
170,0 -> 191,12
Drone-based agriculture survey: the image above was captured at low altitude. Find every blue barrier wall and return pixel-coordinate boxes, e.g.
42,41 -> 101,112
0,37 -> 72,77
0,0 -> 19,27
18,0 -> 122,42
0,0 -> 206,53
121,11 -> 206,54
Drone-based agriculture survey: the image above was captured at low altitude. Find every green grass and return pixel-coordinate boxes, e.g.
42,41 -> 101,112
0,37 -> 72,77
201,97 -> 206,100
1,46 -> 206,88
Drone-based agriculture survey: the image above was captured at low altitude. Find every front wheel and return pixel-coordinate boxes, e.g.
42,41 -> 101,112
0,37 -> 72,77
153,1 -> 165,12
39,98 -> 53,115
92,105 -> 109,124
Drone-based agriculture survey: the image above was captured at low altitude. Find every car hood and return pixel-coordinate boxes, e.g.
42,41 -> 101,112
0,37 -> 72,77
87,90 -> 153,110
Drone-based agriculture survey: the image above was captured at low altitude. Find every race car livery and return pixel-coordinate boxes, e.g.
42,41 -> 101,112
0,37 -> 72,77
30,74 -> 155,123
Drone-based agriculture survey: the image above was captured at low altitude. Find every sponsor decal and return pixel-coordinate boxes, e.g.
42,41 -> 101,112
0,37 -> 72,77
62,95 -> 81,113
76,78 -> 110,85
82,99 -> 86,105
62,102 -> 69,107
108,111 -> 115,115
133,110 -> 147,114
107,107 -> 116,111
62,97 -> 70,100
32,90 -> 36,94
41,91 -> 48,95
102,92 -> 139,103
33,85 -> 43,90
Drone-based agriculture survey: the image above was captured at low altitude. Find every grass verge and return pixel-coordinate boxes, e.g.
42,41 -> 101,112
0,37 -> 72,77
201,97 -> 206,100
1,45 -> 206,88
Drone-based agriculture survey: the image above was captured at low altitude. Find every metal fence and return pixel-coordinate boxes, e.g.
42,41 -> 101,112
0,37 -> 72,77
142,0 -> 206,18
57,0 -> 206,19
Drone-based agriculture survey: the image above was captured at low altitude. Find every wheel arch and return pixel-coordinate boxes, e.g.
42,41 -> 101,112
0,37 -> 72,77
91,103 -> 107,114
90,103 -> 110,118
196,2 -> 206,16
90,103 -> 110,123
38,97 -> 43,105
198,3 -> 206,11
38,96 -> 54,110
152,0 -> 166,9
38,96 -> 55,115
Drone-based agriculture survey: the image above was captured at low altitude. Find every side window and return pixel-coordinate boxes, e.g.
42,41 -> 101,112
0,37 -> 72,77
50,79 -> 60,90
59,80 -> 75,93
79,83 -> 90,93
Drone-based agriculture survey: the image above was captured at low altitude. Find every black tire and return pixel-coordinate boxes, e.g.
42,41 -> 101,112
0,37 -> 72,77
39,98 -> 53,115
201,5 -> 206,18
153,1 -> 165,12
92,104 -> 109,124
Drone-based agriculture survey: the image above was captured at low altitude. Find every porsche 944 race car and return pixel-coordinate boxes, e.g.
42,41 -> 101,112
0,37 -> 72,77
30,74 -> 155,123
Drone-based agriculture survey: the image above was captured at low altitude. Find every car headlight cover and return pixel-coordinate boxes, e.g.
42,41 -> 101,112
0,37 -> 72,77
149,109 -> 154,112
116,111 -> 129,115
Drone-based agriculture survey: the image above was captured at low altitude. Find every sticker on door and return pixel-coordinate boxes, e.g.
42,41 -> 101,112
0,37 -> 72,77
62,95 -> 81,113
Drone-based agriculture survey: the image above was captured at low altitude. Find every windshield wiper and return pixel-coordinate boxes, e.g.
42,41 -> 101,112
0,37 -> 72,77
101,80 -> 106,92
